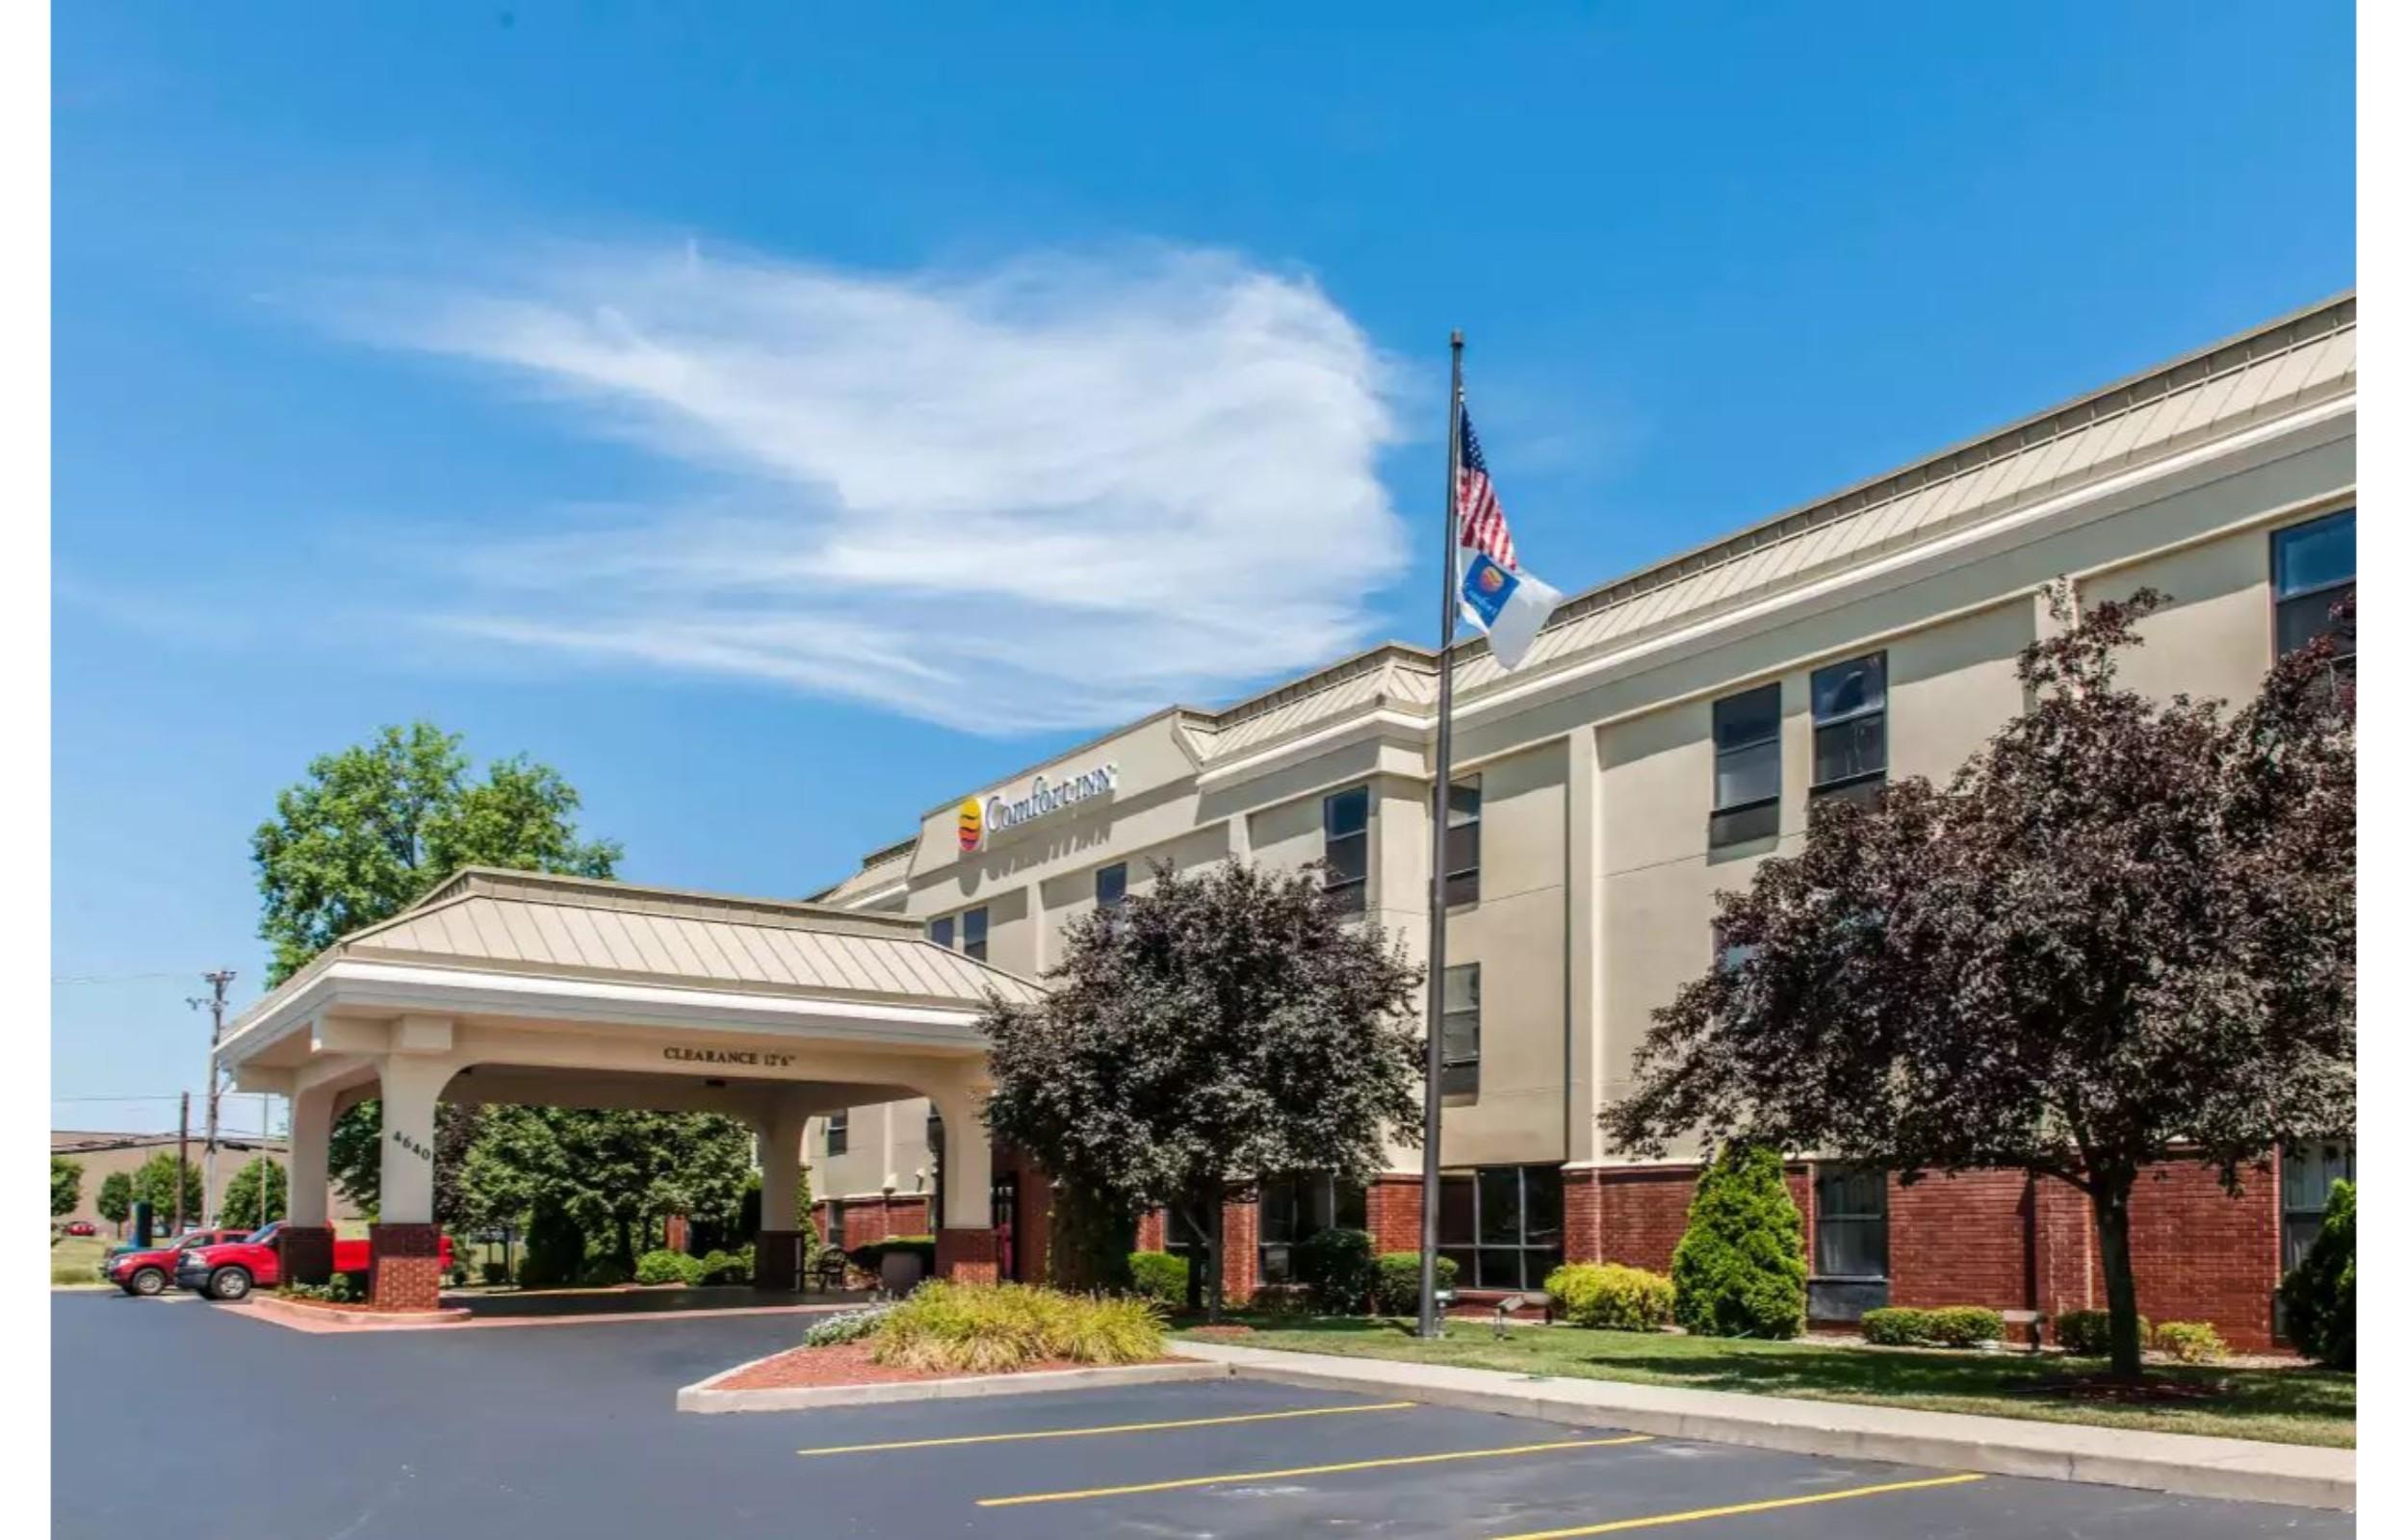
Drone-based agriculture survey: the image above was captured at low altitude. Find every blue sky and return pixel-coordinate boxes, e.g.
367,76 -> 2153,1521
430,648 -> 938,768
52,2 -> 2354,1131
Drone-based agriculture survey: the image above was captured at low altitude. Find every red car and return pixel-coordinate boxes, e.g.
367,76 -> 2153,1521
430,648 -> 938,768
64,1220 -> 96,1237
175,1220 -> 454,1301
104,1228 -> 255,1296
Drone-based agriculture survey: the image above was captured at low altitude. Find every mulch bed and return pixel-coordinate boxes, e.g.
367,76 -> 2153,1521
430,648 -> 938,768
716,1343 -> 1166,1389
1182,1324 -> 1258,1340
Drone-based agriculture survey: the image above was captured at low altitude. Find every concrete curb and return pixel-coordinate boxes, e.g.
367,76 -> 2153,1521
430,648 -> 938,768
246,1295 -> 476,1330
677,1357 -> 1229,1414
1172,1342 -> 2353,1511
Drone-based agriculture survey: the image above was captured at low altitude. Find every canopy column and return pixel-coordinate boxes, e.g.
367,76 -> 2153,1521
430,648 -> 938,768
369,1042 -> 456,1311
753,1098 -> 813,1291
927,1083 -> 997,1283
278,1083 -> 338,1285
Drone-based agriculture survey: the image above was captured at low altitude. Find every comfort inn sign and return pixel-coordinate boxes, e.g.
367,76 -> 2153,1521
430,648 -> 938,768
958,760 -> 1119,853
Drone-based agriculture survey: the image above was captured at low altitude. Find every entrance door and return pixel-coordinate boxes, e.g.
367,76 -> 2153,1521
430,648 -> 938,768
991,1171 -> 1020,1281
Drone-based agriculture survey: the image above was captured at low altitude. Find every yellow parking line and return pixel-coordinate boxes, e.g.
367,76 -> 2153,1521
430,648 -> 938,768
975,1433 -> 1654,1506
1486,1472 -> 1989,1538
794,1399 -> 1419,1456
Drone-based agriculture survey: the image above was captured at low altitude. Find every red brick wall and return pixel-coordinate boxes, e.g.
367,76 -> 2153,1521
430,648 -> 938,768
1135,1210 -> 1166,1250
1592,1167 -> 1698,1271
1369,1175 -> 1421,1253
1886,1169 -> 2030,1311
367,1223 -> 444,1312
936,1227 -> 998,1283
822,1194 -> 931,1248
2113,1160 -> 2280,1351
277,1225 -> 335,1287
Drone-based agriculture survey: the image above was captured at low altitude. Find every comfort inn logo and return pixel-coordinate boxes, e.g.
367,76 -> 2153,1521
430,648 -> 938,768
957,797 -> 985,853
959,760 -> 1119,855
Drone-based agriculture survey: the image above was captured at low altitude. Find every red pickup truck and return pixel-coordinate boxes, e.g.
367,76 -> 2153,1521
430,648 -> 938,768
174,1220 -> 454,1301
105,1229 -> 256,1296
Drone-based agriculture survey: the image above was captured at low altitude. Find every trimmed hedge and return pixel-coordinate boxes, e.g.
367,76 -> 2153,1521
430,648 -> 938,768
1670,1145 -> 1806,1340
1545,1263 -> 1674,1331
1860,1305 -> 2005,1348
635,1248 -> 707,1286
1369,1251 -> 1458,1316
2279,1178 -> 2354,1369
2055,1308 -> 2145,1357
1127,1250 -> 1189,1307
1294,1228 -> 1377,1314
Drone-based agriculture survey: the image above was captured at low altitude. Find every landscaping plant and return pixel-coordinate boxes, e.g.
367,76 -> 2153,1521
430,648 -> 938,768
2151,1322 -> 2230,1365
1370,1252 -> 1457,1316
803,1303 -> 896,1347
1669,1144 -> 1806,1339
1546,1262 -> 1675,1331
1294,1228 -> 1377,1314
2279,1177 -> 2354,1369
2056,1309 -> 2147,1358
1127,1250 -> 1189,1308
868,1281 -> 1164,1373
1605,590 -> 2355,1377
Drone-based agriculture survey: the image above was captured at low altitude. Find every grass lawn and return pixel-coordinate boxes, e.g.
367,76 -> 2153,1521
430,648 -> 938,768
1184,1318 -> 2354,1449
50,1235 -> 112,1287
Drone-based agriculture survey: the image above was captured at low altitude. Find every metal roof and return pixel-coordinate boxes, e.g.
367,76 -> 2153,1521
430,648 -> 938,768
235,868 -> 1044,1033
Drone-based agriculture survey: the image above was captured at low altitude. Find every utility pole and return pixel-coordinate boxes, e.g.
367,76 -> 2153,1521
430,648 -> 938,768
173,1091 -> 191,1235
189,969 -> 235,1226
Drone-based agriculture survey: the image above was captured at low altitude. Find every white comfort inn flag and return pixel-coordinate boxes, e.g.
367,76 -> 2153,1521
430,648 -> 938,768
1458,551 -> 1563,671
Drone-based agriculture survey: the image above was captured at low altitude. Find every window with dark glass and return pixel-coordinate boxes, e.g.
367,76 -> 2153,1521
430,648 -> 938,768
1437,1164 -> 1563,1291
1095,862 -> 1128,910
2274,510 -> 2356,660
1810,653 -> 1887,804
824,1110 -> 849,1157
962,907 -> 989,962
1444,779 -> 1482,905
1711,682 -> 1781,846
1814,1165 -> 1888,1279
2283,1139 -> 2354,1271
1440,963 -> 1481,1096
927,915 -> 955,951
1255,1173 -> 1368,1285
1322,786 -> 1370,915
1163,1205 -> 1207,1264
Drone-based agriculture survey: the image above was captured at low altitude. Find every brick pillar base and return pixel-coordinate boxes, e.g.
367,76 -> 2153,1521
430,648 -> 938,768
755,1229 -> 808,1291
278,1225 -> 335,1287
936,1227 -> 998,1282
368,1223 -> 444,1312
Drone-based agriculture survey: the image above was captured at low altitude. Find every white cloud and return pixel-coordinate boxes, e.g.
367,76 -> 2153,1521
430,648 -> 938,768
342,242 -> 1408,732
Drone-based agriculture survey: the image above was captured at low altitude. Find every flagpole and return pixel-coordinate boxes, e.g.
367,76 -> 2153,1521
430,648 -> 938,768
1417,331 -> 1464,1339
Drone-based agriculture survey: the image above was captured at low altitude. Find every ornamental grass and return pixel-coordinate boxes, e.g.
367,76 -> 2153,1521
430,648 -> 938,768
868,1280 -> 1165,1373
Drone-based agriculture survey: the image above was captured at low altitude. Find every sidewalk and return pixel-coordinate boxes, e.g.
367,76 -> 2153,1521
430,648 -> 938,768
1171,1339 -> 2353,1511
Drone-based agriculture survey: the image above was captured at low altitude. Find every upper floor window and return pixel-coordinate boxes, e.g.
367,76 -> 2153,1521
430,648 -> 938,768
1810,652 -> 1887,805
1095,862 -> 1128,910
1322,786 -> 1370,915
2274,510 -> 2356,660
927,915 -> 955,951
1444,779 -> 1482,906
1710,682 -> 1781,847
824,1111 -> 849,1158
1440,963 -> 1481,1096
961,907 -> 989,962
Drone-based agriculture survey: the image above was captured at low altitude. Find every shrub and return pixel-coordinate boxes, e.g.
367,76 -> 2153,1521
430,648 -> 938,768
2279,1178 -> 2354,1369
1294,1228 -> 1378,1314
1860,1307 -> 1930,1347
2152,1321 -> 2229,1365
1369,1252 -> 1459,1316
479,1259 -> 511,1286
693,1247 -> 754,1286
868,1281 -> 1165,1373
804,1303 -> 896,1347
518,1200 -> 584,1289
636,1249 -> 708,1286
1926,1307 -> 2005,1348
1670,1144 -> 1806,1340
2056,1309 -> 2147,1357
1546,1263 -> 1675,1331
1127,1250 -> 1189,1308
577,1255 -> 633,1288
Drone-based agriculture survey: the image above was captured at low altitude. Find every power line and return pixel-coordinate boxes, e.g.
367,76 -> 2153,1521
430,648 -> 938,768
52,972 -> 195,987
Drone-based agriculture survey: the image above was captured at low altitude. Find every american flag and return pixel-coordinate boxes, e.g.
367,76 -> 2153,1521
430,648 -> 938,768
1457,407 -> 1514,571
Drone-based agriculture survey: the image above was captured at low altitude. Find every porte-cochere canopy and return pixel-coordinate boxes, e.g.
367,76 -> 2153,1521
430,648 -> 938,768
215,868 -> 1043,1309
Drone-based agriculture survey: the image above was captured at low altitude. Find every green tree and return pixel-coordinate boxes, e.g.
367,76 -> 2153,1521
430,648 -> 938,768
1669,1144 -> 1806,1339
981,860 -> 1423,1319
2279,1179 -> 2354,1369
1604,589 -> 2355,1378
132,1151 -> 204,1230
51,1156 -> 83,1219
461,1107 -> 757,1272
217,1155 -> 288,1229
250,721 -> 621,986
96,1171 -> 134,1235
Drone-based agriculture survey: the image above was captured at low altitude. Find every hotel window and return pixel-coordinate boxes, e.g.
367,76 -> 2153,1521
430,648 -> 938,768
961,906 -> 989,962
1095,861 -> 1128,910
1809,652 -> 1887,806
1710,683 -> 1781,847
2283,1139 -> 2354,1272
824,1111 -> 848,1158
927,915 -> 955,951
1437,1165 -> 1564,1291
1255,1173 -> 1368,1285
2273,509 -> 2356,661
1444,779 -> 1482,906
1810,1164 -> 1889,1322
1440,963 -> 1481,1097
1322,785 -> 1370,915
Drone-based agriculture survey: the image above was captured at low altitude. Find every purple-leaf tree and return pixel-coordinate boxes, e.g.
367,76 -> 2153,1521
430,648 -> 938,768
1602,584 -> 2354,1377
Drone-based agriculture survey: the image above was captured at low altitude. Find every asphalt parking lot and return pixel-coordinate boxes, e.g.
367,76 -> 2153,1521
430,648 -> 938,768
53,1293 -> 2349,1539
